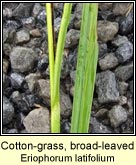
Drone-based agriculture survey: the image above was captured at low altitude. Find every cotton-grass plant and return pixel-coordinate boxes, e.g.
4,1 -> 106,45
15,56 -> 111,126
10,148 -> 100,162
46,3 -> 98,133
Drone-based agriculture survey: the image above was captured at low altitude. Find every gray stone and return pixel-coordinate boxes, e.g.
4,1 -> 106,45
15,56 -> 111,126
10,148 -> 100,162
112,35 -> 128,47
37,10 -> 46,25
65,29 -> 80,48
32,3 -> 42,17
119,96 -> 127,106
3,96 -> 14,125
25,73 -> 41,92
98,21 -> 119,42
37,79 -> 72,116
10,73 -> 24,89
3,28 -> 9,43
12,3 -> 34,18
118,81 -> 128,95
113,3 -> 132,15
99,3 -> 113,11
91,117 -> 112,133
96,70 -> 119,103
115,63 -> 133,81
108,105 -> 128,128
23,107 -> 50,133
7,129 -> 18,133
119,9 -> 133,35
3,43 -> 11,56
3,7 -> 12,18
37,54 -> 48,72
74,3 -> 82,20
10,47 -> 37,73
16,29 -> 30,44
21,17 -> 35,26
70,70 -> 76,83
54,17 -> 61,35
94,108 -> 108,118
115,41 -> 133,63
99,43 -> 108,58
70,86 -> 74,97
99,53 -> 119,70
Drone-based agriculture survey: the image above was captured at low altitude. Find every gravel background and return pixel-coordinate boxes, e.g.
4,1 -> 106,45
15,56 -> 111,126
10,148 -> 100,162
2,3 -> 134,134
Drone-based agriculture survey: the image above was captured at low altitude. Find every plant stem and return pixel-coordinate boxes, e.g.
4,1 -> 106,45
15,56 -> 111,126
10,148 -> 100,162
71,3 -> 98,133
46,3 -> 72,133
52,3 -> 72,133
46,3 -> 55,132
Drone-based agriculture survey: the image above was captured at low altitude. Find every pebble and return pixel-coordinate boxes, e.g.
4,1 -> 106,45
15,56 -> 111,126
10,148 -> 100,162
117,81 -> 128,95
98,20 -> 119,42
99,43 -> 108,58
108,105 -> 128,128
112,35 -> 128,47
113,3 -> 132,15
25,73 -> 41,92
115,62 -> 133,81
16,29 -> 30,44
65,29 -> 80,48
96,70 -> 119,103
10,73 -> 24,89
32,3 -> 42,17
37,79 -> 72,116
3,43 -> 11,56
115,41 -> 133,63
30,28 -> 41,37
70,70 -> 76,83
119,96 -> 127,105
3,96 -> 14,125
10,47 -> 37,73
119,9 -> 133,35
99,53 -> 119,70
12,3 -> 34,18
23,107 -> 50,133
99,3 -> 113,11
90,117 -> 112,133
37,54 -> 49,72
37,10 -> 46,25
7,129 -> 18,133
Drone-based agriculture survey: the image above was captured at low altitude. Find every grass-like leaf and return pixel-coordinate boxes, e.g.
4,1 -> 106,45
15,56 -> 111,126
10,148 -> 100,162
46,3 -> 72,133
71,3 -> 98,133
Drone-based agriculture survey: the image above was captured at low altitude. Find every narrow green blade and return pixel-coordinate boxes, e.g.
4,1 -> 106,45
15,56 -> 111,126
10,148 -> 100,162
71,3 -> 98,133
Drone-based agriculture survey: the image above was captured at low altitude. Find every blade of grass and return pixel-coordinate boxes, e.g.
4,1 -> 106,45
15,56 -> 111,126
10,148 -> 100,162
52,3 -> 72,133
46,3 -> 72,133
46,3 -> 55,132
71,3 -> 98,133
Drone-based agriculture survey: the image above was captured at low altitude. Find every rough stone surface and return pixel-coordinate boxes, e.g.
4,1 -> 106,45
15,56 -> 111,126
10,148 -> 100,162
96,70 -> 119,103
99,53 -> 119,70
25,73 -> 41,92
115,63 -> 133,81
99,3 -> 113,11
98,21 -> 119,42
108,105 -> 128,128
119,9 -> 133,35
30,28 -> 41,37
10,73 -> 24,89
37,79 -> 72,116
3,96 -> 14,125
129,80 -> 133,94
112,35 -> 128,47
23,107 -> 50,133
10,47 -> 37,73
65,29 -> 80,48
113,3 -> 132,15
118,81 -> 128,95
16,29 -> 30,44
91,117 -> 112,133
115,41 -> 133,63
